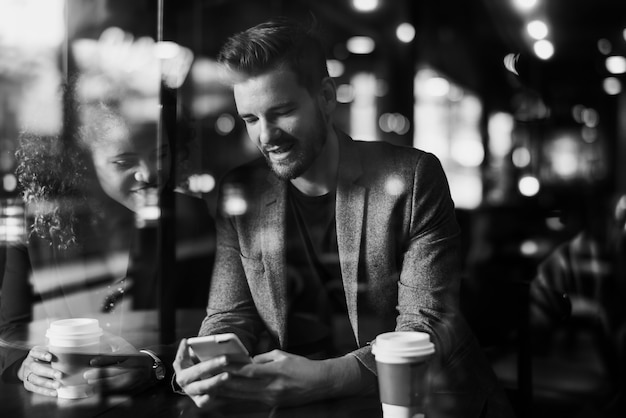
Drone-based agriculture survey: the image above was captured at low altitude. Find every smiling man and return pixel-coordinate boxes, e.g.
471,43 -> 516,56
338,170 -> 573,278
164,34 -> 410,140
173,18 -> 514,417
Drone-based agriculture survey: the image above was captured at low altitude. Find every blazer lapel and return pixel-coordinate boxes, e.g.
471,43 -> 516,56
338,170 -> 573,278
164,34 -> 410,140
259,174 -> 288,346
335,134 -> 366,346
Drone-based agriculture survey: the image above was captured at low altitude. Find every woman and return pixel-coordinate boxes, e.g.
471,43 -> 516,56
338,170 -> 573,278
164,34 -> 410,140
0,82 -> 215,396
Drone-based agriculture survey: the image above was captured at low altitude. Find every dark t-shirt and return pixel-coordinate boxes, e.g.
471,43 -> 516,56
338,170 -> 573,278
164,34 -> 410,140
285,184 -> 349,357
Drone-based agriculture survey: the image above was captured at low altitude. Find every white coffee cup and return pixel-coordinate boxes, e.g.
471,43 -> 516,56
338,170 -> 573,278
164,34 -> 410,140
46,318 -> 103,399
372,331 -> 435,418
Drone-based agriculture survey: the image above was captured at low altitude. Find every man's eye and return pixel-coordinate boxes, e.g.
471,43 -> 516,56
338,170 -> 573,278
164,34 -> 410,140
242,117 -> 257,125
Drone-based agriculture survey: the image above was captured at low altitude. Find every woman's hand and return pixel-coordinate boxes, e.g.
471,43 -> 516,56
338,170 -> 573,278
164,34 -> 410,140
85,334 -> 153,393
18,345 -> 61,397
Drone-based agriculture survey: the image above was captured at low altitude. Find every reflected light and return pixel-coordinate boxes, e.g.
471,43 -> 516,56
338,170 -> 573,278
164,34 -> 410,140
527,20 -> 549,40
549,135 -> 579,178
603,77 -> 622,95
512,147 -> 531,167
154,41 -> 180,59
518,175 -> 540,197
188,174 -> 216,194
533,40 -> 554,60
223,185 -> 247,216
598,38 -> 612,55
581,126 -> 598,143
223,195 -> 247,216
336,84 -> 355,103
384,176 -> 405,196
488,112 -> 514,158
350,73 -> 378,141
396,23 -> 416,43
581,108 -> 599,127
520,240 -> 539,256
327,59 -> 345,78
606,56 -> 626,74
3,174 -> 17,192
135,189 -> 160,228
352,0 -> 379,12
215,113 -> 236,135
449,175 -> 482,210
379,113 -> 410,135
451,133 -> 484,167
347,36 -> 376,54
423,77 -> 450,97
191,58 -> 222,86
513,0 -> 538,12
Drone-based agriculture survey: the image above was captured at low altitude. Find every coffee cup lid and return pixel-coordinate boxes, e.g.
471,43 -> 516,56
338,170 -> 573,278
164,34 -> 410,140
46,318 -> 103,338
372,331 -> 435,359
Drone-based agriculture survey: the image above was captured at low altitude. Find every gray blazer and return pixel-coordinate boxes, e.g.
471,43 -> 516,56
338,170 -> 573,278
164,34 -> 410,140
200,132 -> 514,417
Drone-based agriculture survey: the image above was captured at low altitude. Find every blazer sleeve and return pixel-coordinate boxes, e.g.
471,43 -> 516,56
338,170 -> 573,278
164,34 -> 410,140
351,152 -> 468,372
0,243 -> 34,382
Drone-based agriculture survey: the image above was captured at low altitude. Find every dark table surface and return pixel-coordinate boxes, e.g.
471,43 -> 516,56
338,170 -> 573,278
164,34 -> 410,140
0,379 -> 384,418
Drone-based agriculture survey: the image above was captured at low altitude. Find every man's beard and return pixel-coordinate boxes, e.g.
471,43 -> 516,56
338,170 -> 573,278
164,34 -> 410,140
263,110 -> 327,181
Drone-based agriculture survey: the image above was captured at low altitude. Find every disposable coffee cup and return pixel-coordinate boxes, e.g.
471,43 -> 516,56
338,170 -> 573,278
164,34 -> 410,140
372,331 -> 435,418
46,318 -> 103,399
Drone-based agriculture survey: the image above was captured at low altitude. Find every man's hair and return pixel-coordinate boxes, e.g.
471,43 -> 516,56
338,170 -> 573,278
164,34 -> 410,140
217,17 -> 329,94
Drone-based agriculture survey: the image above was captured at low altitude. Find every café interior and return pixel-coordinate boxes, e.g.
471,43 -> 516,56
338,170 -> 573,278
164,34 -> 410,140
1,0 -> 626,417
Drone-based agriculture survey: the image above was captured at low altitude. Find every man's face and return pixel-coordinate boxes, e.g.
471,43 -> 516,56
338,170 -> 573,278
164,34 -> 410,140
89,122 -> 171,212
233,67 -> 329,180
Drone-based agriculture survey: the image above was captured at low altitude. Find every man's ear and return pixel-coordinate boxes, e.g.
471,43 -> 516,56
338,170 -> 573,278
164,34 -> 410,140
318,77 -> 337,116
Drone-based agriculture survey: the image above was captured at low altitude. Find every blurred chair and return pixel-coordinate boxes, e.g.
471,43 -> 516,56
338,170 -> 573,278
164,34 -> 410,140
465,271 -> 624,418
461,255 -> 537,417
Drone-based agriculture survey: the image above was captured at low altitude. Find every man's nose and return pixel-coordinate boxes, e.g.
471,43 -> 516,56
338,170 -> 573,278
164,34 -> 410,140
258,119 -> 279,145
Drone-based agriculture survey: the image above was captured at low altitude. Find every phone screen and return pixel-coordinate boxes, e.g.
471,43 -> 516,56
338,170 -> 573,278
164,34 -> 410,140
188,333 -> 251,364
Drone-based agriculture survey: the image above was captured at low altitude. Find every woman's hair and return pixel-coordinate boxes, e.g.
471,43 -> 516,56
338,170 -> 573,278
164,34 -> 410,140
16,80 -> 91,250
16,82 -> 194,250
217,17 -> 329,94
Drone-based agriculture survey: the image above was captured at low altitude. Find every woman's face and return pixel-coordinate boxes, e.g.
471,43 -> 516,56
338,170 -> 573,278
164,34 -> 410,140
88,120 -> 171,212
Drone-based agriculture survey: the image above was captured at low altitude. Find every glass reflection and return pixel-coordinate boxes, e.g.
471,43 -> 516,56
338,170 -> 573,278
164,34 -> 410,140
0,22 -> 215,398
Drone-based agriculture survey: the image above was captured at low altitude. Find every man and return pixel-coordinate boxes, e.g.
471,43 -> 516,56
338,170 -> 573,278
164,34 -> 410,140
174,18 -> 513,416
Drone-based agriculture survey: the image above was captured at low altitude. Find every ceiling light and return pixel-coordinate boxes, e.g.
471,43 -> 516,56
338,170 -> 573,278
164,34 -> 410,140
327,59 -> 345,77
352,0 -> 379,12
606,56 -> 626,74
347,36 -> 375,54
518,175 -> 540,197
513,0 -> 538,12
527,20 -> 548,40
603,77 -> 622,95
533,39 -> 554,60
396,23 -> 415,43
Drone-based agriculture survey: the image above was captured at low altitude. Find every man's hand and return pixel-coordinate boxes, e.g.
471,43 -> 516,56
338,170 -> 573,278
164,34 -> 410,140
218,350 -> 365,407
172,338 -> 232,409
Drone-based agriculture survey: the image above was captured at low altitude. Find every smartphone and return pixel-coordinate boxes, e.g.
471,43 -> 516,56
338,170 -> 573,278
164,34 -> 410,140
187,333 -> 251,364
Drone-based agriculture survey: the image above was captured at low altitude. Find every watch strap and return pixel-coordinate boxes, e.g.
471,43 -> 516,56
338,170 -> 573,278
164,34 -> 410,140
140,349 -> 166,381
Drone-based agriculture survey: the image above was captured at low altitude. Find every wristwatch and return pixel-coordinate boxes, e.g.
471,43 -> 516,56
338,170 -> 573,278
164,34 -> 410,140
140,349 -> 166,382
